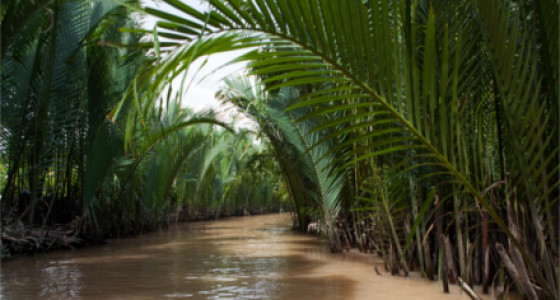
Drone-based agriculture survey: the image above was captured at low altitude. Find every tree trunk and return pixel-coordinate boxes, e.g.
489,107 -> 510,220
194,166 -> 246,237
482,210 -> 490,294
443,235 -> 457,284
495,242 -> 538,300
439,234 -> 449,293
409,175 -> 425,277
391,243 -> 399,275
424,242 -> 435,280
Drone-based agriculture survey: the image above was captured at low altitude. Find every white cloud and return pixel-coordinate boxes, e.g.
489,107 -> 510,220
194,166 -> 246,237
140,1 -> 255,128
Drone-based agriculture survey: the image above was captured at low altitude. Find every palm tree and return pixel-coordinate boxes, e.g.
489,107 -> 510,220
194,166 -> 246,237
119,0 -> 558,298
217,77 -> 347,248
1,0 -> 144,226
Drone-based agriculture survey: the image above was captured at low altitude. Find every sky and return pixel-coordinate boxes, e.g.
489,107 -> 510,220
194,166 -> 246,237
140,1 -> 255,128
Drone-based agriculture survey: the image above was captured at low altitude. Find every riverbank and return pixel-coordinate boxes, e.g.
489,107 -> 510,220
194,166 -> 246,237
1,213 -> 519,299
0,208 -> 285,259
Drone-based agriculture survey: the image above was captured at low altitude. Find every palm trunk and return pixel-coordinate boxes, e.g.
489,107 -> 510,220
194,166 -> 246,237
452,186 -> 466,278
373,162 -> 408,276
408,174 -> 425,277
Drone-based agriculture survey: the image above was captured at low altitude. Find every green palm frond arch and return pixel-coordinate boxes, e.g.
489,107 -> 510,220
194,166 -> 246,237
119,0 -> 558,297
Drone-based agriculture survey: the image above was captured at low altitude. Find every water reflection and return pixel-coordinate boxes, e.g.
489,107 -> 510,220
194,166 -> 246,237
40,265 -> 82,299
1,214 -> 488,299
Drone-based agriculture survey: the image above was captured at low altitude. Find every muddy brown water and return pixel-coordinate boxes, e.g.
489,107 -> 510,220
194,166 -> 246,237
1,213 -> 512,299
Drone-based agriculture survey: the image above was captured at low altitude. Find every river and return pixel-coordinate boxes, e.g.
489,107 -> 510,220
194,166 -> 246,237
1,213 -> 508,299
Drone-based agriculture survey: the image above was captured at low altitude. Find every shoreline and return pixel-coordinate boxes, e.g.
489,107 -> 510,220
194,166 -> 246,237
1,210 -> 291,259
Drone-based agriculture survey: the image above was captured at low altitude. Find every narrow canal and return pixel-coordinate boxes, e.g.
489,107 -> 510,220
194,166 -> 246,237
1,213 -> 491,299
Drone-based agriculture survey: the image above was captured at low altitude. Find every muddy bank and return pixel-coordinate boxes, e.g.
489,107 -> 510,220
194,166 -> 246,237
0,208 -> 284,258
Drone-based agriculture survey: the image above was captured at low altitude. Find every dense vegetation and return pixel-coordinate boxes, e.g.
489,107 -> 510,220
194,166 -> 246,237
1,0 -> 558,299
0,0 -> 288,251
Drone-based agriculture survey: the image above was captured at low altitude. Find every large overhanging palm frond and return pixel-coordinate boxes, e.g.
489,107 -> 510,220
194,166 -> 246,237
123,0 -> 483,203
271,88 -> 345,229
218,77 -> 345,233
218,77 -> 345,232
215,76 -> 313,230
126,0 -> 557,296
